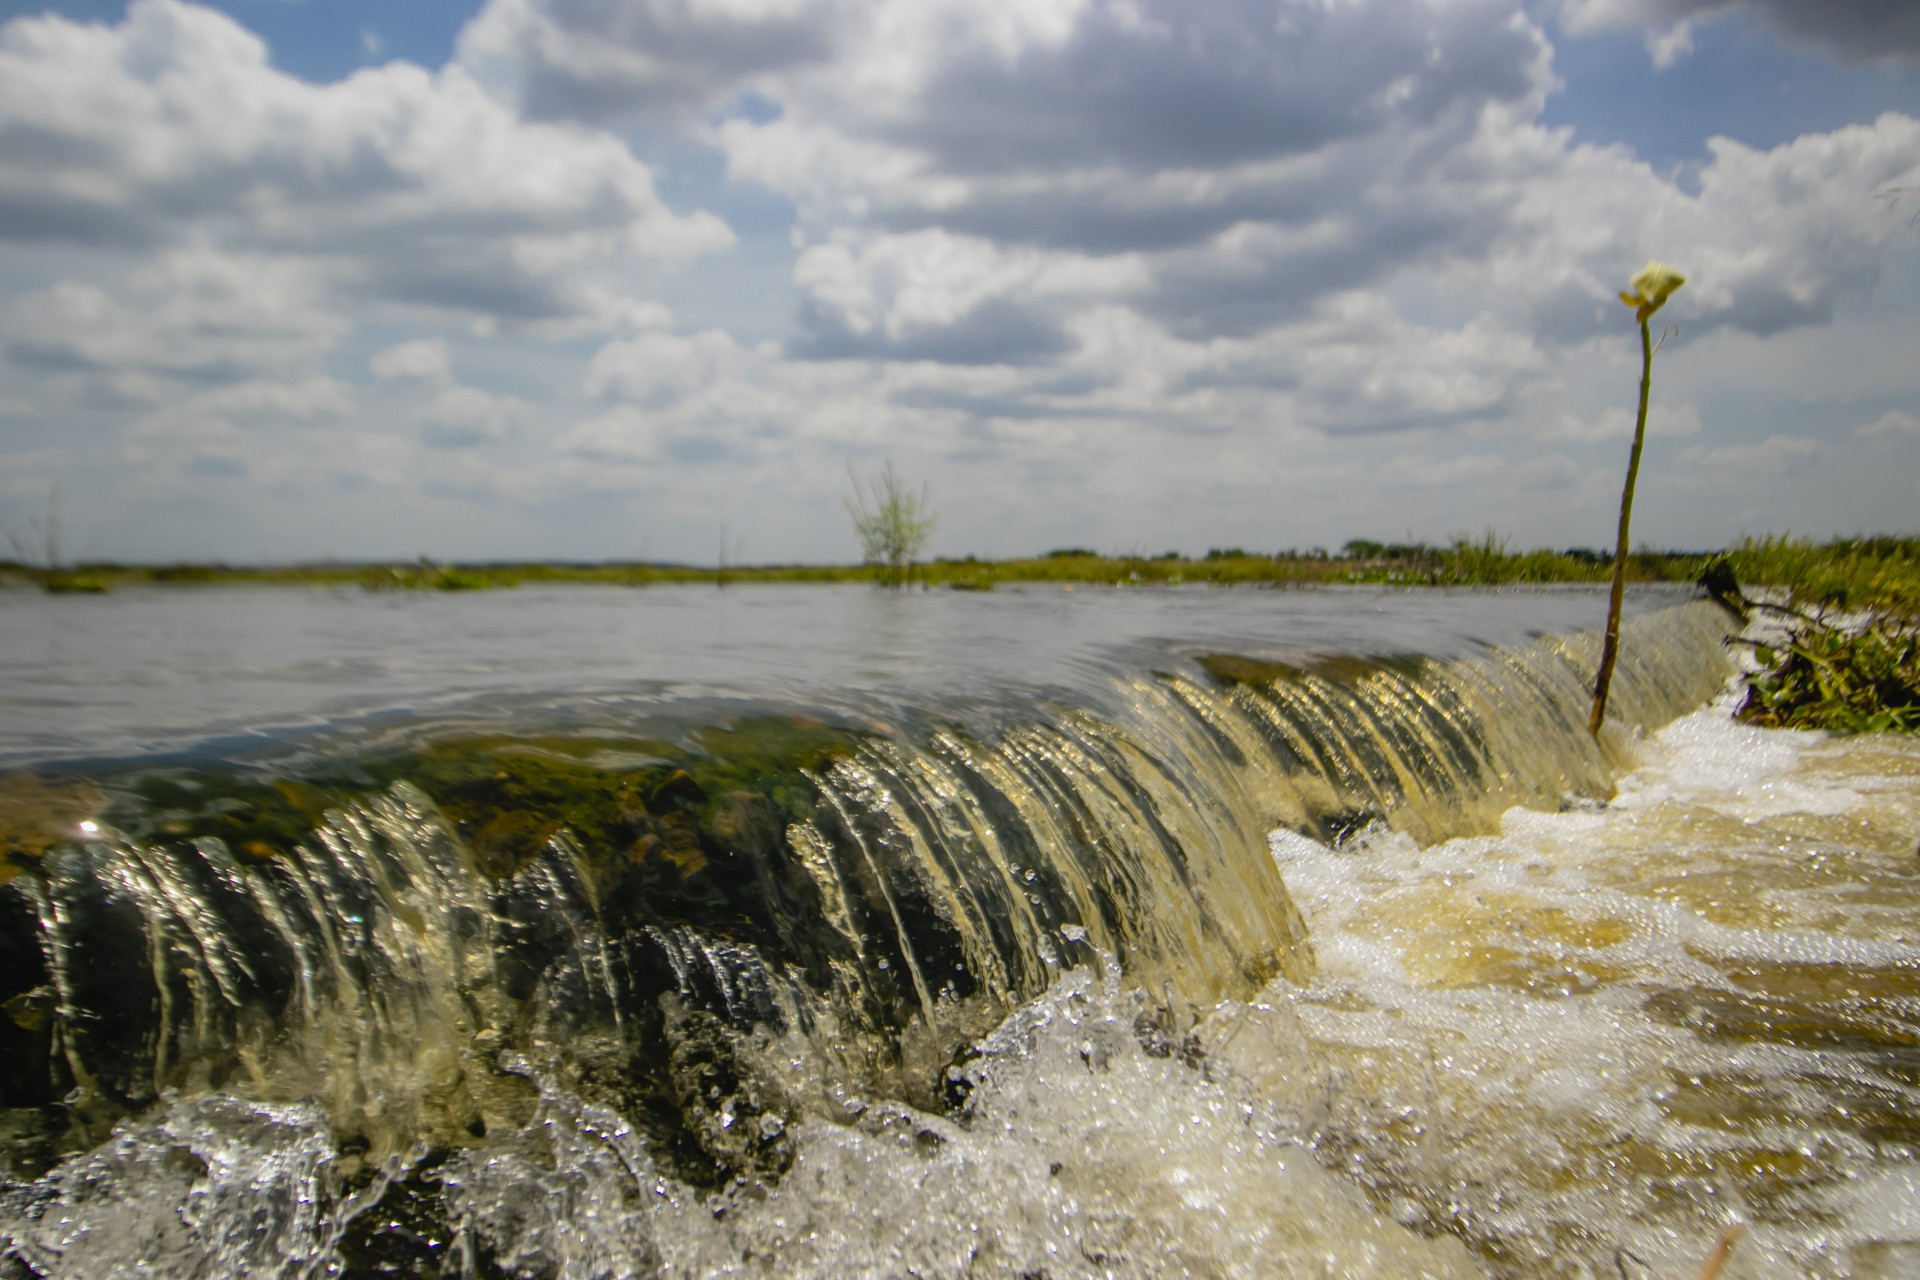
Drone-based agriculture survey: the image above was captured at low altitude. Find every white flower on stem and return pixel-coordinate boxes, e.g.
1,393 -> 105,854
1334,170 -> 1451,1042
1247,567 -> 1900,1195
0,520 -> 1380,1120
1618,260 -> 1686,323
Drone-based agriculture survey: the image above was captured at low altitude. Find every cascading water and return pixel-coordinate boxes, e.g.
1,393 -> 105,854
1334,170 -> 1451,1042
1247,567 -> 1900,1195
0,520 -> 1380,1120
10,591 -> 1910,1277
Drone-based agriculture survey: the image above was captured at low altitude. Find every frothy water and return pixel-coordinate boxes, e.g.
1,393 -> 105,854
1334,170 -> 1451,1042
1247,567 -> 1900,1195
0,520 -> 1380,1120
1261,702 -> 1920,1278
11,591 -> 1911,1277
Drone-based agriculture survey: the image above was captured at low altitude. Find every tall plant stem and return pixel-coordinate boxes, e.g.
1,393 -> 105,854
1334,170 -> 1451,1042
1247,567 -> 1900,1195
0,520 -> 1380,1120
1590,317 -> 1655,735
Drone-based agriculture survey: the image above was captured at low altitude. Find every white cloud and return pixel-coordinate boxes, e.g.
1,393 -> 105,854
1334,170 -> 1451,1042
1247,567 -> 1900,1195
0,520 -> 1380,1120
192,376 -> 355,422
417,386 -> 531,448
1276,303 -> 1548,431
4,252 -> 342,380
690,0 -> 1920,362
0,0 -> 733,323
1855,409 -> 1920,438
1675,433 -> 1820,473
121,384 -> 407,490
1419,110 -> 1920,346
1558,0 -> 1920,65
371,338 -> 453,385
1539,402 -> 1705,445
789,229 -> 1147,362
0,447 -> 62,498
1378,450 -> 1585,491
1645,21 -> 1695,67
584,327 -> 755,404
0,0 -> 1916,559
457,0 -> 856,121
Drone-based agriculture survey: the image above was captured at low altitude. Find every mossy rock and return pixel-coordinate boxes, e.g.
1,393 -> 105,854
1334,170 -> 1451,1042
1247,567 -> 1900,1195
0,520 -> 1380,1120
0,773 -> 106,882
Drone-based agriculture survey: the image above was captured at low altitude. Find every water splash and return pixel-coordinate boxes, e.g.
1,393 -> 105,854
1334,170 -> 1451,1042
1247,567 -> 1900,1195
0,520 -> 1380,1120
1254,703 -> 1920,1277
0,599 -> 1749,1276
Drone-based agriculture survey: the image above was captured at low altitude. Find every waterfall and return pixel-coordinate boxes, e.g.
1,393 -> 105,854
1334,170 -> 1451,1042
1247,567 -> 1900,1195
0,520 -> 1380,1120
0,598 -> 1745,1276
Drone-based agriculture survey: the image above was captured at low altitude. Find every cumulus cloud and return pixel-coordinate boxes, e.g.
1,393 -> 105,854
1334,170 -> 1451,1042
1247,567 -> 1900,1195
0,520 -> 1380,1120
789,229 -> 1146,362
1675,433 -> 1820,473
1539,402 -> 1704,445
1559,0 -> 1920,65
192,377 -> 356,422
704,0 -> 1920,354
0,0 -> 733,323
1421,110 -> 1920,346
1643,21 -> 1696,68
584,325 -> 757,404
371,339 -> 454,385
417,386 -> 532,448
566,323 -> 1023,472
3,0 -> 1917,557
1855,409 -> 1920,438
3,251 -> 342,381
457,0 -> 852,121
118,376 -> 375,488
1378,449 -> 1585,491
719,0 -> 1553,249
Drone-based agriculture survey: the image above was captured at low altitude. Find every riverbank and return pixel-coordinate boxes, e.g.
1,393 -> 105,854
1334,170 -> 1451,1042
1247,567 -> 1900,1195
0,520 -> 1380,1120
1722,536 -> 1920,735
0,535 -> 1699,592
3,534 -> 1910,597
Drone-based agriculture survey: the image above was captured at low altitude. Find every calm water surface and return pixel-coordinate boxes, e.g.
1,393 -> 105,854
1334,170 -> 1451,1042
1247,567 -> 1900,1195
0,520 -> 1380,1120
0,581 -> 1687,765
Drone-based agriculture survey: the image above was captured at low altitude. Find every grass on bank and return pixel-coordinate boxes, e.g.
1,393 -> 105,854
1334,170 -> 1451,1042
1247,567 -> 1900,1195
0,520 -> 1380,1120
0,533 -> 1707,593
1723,535 -> 1920,735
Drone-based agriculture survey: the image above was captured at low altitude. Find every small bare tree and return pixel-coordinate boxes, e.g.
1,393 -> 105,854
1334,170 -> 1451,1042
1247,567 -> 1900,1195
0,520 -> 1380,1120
4,485 -> 61,579
845,461 -> 935,589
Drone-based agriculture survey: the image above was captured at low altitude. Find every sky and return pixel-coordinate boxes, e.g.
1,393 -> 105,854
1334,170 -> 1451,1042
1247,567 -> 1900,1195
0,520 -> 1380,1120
0,0 -> 1917,565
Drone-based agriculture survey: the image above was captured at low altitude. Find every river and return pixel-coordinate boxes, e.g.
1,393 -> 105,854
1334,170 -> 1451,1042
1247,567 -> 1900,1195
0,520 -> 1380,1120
1,583 -> 1914,1277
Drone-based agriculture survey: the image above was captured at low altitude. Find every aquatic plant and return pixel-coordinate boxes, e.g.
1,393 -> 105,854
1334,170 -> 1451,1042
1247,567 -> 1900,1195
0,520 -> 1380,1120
1738,622 -> 1920,733
844,461 -> 935,588
1591,259 -> 1687,734
1720,536 -> 1920,734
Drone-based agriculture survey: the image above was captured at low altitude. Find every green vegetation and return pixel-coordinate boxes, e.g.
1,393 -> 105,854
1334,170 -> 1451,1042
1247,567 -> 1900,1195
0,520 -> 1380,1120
6,532 -> 1904,608
35,571 -> 110,594
360,558 -> 517,591
4,487 -> 111,594
844,461 -> 936,588
1738,625 -> 1920,734
1725,535 -> 1920,735
0,540 -> 1713,592
1725,534 -> 1920,620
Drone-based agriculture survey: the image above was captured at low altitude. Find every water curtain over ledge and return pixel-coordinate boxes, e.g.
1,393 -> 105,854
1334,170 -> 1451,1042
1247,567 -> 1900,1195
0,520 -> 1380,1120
1,601 -> 1738,1192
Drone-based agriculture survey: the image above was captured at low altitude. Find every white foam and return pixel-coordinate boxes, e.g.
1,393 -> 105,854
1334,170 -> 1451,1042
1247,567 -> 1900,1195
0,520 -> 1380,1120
1261,703 -> 1920,1277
